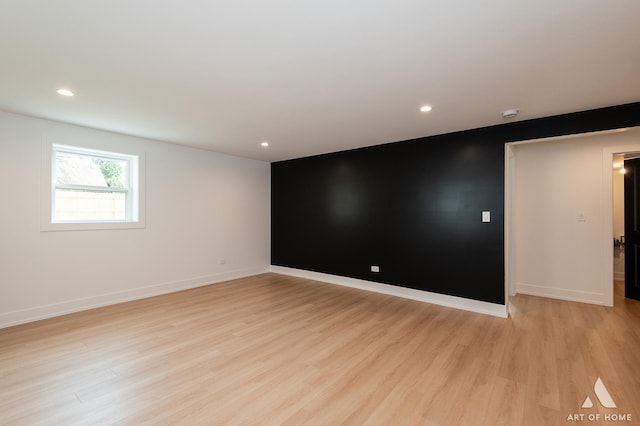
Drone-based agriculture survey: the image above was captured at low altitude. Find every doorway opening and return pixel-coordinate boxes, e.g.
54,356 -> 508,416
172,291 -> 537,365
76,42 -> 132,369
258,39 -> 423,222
505,127 -> 640,308
612,154 -> 625,284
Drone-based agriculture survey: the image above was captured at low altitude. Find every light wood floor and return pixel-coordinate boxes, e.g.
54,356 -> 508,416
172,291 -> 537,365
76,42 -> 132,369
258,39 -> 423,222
1,274 -> 639,425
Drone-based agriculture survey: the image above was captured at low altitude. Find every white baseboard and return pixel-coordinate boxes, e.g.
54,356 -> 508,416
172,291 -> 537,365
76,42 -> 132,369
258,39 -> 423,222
0,266 -> 269,329
270,266 -> 508,318
516,282 -> 604,305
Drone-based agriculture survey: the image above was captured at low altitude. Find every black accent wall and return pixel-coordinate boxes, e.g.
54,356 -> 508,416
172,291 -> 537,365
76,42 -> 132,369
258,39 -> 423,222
271,102 -> 640,305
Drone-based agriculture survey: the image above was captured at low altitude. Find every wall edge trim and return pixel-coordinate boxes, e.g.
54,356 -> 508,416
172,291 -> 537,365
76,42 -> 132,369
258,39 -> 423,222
271,266 -> 508,318
516,282 -> 604,305
0,266 -> 269,329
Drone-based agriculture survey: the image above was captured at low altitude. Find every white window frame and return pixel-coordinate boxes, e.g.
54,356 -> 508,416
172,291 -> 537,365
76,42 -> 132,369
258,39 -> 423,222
41,139 -> 146,232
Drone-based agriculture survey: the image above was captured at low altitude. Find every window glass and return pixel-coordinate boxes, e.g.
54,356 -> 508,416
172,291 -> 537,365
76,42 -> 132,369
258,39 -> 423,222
52,145 -> 137,223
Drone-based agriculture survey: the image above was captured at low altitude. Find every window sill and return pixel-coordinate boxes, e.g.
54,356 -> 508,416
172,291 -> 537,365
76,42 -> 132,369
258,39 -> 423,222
40,220 -> 146,232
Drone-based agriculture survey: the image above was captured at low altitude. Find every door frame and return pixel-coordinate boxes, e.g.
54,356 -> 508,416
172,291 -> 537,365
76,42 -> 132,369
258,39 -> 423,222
602,143 -> 640,305
505,128 -> 640,307
505,144 -> 516,302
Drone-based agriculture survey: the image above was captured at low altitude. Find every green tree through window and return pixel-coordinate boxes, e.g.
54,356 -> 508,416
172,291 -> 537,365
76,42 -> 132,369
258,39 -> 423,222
93,159 -> 126,188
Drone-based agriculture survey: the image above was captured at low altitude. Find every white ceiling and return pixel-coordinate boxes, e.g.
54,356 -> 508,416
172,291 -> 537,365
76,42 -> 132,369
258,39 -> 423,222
1,1 -> 639,162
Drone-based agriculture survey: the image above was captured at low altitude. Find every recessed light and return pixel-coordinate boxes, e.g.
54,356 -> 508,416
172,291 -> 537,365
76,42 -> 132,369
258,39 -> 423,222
56,88 -> 74,97
261,141 -> 269,147
419,105 -> 432,113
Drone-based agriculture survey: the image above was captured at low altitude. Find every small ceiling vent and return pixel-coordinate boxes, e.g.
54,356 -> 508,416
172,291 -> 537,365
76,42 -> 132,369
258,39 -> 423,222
502,109 -> 519,119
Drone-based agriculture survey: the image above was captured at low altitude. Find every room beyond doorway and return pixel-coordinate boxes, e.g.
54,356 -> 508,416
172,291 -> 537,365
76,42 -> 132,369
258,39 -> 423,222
506,127 -> 640,307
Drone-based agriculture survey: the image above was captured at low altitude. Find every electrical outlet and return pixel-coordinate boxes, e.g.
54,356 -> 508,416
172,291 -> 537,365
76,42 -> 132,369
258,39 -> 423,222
219,258 -> 227,265
371,265 -> 380,273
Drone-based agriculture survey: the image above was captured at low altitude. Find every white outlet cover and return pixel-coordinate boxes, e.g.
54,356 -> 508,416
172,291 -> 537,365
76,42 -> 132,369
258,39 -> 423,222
371,265 -> 380,273
482,211 -> 491,223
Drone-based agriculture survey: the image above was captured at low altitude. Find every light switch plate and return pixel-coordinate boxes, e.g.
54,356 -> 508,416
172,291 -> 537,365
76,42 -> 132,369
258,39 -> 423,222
482,211 -> 491,223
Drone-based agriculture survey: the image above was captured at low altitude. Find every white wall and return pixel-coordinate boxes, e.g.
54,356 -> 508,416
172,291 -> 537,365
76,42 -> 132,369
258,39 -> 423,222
0,111 -> 270,328
513,129 -> 640,304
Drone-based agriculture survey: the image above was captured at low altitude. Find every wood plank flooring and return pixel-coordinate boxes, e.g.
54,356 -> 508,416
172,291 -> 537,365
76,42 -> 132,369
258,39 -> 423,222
1,273 -> 639,425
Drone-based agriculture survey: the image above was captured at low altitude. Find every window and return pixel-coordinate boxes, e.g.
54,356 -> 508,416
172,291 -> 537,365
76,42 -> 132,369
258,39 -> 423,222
42,142 -> 145,231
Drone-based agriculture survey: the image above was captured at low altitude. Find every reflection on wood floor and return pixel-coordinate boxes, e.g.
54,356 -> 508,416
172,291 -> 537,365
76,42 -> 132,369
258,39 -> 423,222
0,273 -> 639,425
